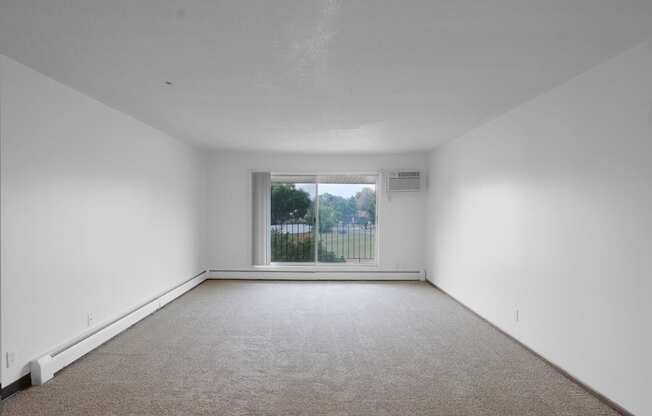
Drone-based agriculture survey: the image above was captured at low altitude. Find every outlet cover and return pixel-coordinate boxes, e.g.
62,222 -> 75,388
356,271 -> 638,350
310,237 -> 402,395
6,352 -> 15,368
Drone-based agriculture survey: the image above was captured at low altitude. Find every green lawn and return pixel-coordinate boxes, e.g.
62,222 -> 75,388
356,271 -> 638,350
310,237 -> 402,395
319,229 -> 375,263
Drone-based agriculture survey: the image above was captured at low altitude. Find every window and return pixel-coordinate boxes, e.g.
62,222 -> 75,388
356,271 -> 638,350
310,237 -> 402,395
269,174 -> 377,265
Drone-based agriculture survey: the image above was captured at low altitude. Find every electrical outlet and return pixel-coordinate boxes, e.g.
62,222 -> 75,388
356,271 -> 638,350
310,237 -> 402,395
87,312 -> 95,327
514,309 -> 520,322
6,352 -> 15,368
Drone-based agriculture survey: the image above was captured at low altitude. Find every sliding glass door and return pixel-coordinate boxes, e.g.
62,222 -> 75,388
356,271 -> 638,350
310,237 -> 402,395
270,174 -> 377,265
317,175 -> 376,263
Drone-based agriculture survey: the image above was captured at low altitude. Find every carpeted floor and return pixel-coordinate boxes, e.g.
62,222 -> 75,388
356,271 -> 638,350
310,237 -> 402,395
2,281 -> 618,416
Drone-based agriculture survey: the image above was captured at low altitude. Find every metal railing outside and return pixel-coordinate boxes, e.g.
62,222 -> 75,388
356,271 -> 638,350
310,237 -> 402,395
271,223 -> 376,263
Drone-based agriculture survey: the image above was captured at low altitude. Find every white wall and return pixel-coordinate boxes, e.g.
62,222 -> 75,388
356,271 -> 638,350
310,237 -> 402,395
0,56 -> 206,386
426,40 -> 652,415
205,151 -> 427,271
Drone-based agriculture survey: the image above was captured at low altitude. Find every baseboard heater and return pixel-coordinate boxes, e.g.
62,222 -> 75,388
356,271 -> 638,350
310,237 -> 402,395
30,271 -> 207,386
208,268 -> 425,281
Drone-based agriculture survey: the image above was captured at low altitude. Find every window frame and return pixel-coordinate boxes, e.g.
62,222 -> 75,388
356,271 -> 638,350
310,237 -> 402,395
267,171 -> 380,267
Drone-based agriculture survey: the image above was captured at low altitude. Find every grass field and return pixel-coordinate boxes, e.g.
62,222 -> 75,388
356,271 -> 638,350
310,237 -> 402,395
319,229 -> 375,263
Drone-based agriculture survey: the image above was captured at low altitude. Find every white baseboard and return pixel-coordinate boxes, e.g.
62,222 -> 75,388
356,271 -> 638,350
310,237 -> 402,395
208,268 -> 425,281
30,271 -> 207,386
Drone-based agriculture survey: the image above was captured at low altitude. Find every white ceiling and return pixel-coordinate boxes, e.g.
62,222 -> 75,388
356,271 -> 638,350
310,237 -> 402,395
1,1 -> 651,153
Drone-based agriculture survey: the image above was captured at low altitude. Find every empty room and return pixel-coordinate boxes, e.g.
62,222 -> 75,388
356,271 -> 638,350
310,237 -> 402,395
1,1 -> 651,415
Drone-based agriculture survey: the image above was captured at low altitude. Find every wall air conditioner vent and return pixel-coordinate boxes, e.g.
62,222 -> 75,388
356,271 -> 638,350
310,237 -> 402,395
386,171 -> 421,192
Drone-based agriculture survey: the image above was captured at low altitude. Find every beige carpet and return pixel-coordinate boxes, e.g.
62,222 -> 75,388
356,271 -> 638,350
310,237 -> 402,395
2,281 -> 618,416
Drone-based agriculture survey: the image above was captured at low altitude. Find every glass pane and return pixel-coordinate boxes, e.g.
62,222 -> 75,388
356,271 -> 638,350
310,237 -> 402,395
270,181 -> 316,263
318,183 -> 376,264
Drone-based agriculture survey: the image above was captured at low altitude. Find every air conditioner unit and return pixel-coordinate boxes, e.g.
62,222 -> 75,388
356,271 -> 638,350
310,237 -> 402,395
386,171 -> 421,192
